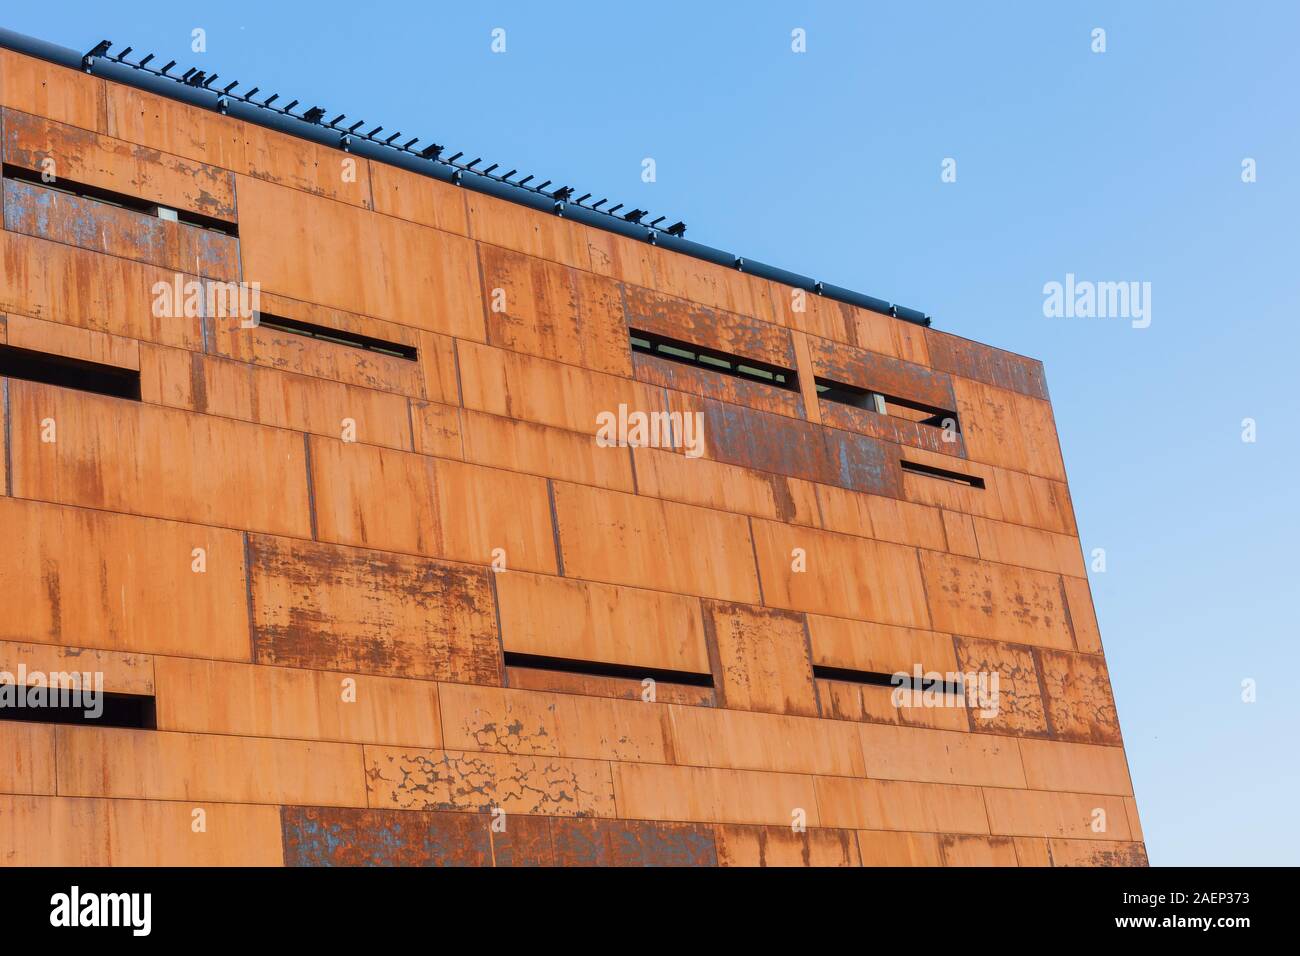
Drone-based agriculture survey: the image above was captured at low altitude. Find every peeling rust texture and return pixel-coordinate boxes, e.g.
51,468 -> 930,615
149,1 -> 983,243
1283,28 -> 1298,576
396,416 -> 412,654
280,805 -> 492,866
927,329 -> 1050,401
699,397 -> 901,498
282,806 -> 717,867
634,353 -> 807,420
249,534 -> 502,684
808,335 -> 958,412
1035,647 -> 1123,745
2,179 -> 238,280
954,636 -> 1051,739
623,285 -> 797,369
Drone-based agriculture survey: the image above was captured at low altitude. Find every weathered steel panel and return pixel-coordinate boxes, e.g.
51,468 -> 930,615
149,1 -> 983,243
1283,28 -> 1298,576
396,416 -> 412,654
281,806 -> 492,867
927,328 -> 1050,401
248,533 -> 501,684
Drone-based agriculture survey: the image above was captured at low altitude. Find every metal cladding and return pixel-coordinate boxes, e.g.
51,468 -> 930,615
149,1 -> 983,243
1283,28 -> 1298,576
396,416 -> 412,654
0,36 -> 1143,867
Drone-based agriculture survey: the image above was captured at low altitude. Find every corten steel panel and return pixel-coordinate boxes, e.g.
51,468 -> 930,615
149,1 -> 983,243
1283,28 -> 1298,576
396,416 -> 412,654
588,227 -> 774,320
466,190 -> 594,271
478,244 -> 632,376
954,636 -> 1052,739
633,353 -> 808,420
0,723 -> 56,795
3,179 -> 239,278
701,600 -> 820,717
805,614 -> 959,676
456,339 -> 664,434
438,682 -> 673,763
666,705 -> 865,777
610,763 -> 820,828
154,656 -> 442,748
410,400 -> 463,459
981,789 -> 1134,842
631,446 -> 822,527
926,328 -> 1050,401
5,311 -> 139,369
494,570 -> 710,674
623,285 -> 797,369
678,394 -> 903,497
364,746 -> 617,818
814,482 -> 947,550
369,161 -> 470,235
749,518 -> 932,627
856,723 -> 1027,789
247,533 -> 501,684
817,678 -> 972,733
0,497 -> 250,659
940,835 -> 1020,867
0,639 -> 154,696
236,175 -> 484,340
813,776 -> 990,834
459,408 -> 636,492
141,345 -> 415,451
308,436 -> 558,573
0,48 -> 106,131
8,380 -> 313,536
551,481 -> 761,603
857,830 -> 945,866
55,726 -> 369,807
953,377 -> 1067,481
918,550 -> 1075,650
1,108 -> 237,220
281,806 -> 492,867
0,44 -> 1143,866
714,825 -> 861,867
206,294 -> 428,399
0,795 -> 284,867
0,232 -> 204,348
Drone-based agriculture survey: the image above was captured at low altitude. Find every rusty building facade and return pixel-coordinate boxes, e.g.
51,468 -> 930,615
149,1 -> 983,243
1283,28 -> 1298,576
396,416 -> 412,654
0,33 -> 1144,867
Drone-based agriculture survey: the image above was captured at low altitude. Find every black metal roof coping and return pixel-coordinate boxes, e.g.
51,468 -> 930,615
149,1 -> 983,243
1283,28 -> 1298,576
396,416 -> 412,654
0,28 -> 932,328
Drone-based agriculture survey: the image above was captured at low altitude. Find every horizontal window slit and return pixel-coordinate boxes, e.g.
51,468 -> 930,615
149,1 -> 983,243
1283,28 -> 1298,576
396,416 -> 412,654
256,313 -> 418,361
2,163 -> 238,236
503,652 -> 715,688
0,344 -> 141,400
629,328 -> 799,392
899,459 -> 986,488
812,665 -> 963,696
0,690 -> 157,729
816,376 -> 959,431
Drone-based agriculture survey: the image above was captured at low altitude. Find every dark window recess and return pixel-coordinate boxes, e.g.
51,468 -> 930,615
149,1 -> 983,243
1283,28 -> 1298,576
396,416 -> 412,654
0,344 -> 141,400
2,163 -> 238,236
503,651 -> 715,688
899,459 -> 986,489
0,691 -> 157,729
812,665 -> 963,696
815,376 -> 957,430
256,312 -> 418,361
630,329 -> 798,391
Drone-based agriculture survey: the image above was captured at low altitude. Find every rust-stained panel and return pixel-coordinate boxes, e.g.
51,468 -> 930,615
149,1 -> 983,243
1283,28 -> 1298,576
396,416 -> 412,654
248,533 -> 501,684
623,285 -> 796,368
1,108 -> 237,220
927,329 -> 1050,401
702,600 -> 819,717
1035,646 -> 1124,745
281,806 -> 492,867
3,179 -> 239,279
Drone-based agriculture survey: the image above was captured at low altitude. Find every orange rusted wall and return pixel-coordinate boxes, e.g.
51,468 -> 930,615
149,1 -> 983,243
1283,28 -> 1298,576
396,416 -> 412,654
0,48 -> 1144,867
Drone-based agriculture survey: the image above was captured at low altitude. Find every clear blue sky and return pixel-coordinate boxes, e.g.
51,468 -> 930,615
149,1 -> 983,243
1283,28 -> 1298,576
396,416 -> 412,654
7,1 -> 1297,865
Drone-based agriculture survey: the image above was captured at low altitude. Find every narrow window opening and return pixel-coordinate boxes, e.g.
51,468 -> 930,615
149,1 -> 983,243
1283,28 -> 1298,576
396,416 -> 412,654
503,651 -> 714,688
255,313 -> 418,361
816,376 -> 958,431
812,664 -> 963,696
899,459 -> 986,489
2,164 -> 238,236
0,691 -> 157,729
0,344 -> 142,400
630,329 -> 799,392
